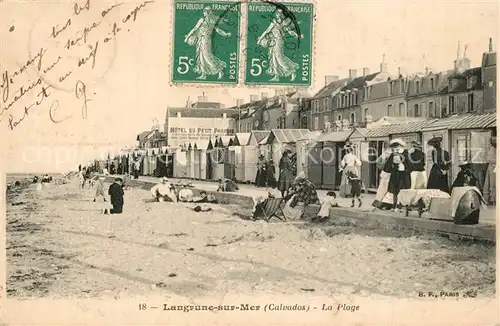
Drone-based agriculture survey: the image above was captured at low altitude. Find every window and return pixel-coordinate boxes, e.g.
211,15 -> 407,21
387,104 -> 393,116
347,94 -> 351,107
489,81 -> 494,87
448,96 -> 455,114
448,80 -> 453,92
414,104 -> 420,117
314,116 -> 319,130
324,98 -> 328,110
398,103 -> 404,116
429,102 -> 435,117
468,93 -> 474,112
364,108 -> 369,120
364,87 -> 369,100
389,82 -> 394,96
430,78 -> 435,91
336,97 -> 340,108
354,93 -> 357,105
350,113 -> 355,124
467,76 -> 473,89
400,79 -> 405,93
456,133 -> 472,162
416,81 -> 421,94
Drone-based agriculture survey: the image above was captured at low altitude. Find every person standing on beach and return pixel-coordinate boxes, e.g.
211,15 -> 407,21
104,178 -> 124,214
93,177 -> 107,202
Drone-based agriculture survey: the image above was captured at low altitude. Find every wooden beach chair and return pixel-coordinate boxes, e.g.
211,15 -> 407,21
253,197 -> 286,222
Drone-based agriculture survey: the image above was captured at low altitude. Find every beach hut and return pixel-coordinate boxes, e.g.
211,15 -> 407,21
233,133 -> 250,182
173,147 -> 188,178
193,140 -> 210,180
243,131 -> 270,183
295,130 -> 322,182
315,130 -> 354,189
210,137 -> 225,181
185,143 -> 196,179
265,129 -> 310,180
192,143 -> 200,179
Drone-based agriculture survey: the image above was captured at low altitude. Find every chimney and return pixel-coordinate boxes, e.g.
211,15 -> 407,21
489,38 -> 493,52
261,92 -> 268,99
363,67 -> 370,76
222,113 -> 227,118
176,112 -> 181,118
236,98 -> 244,106
380,54 -> 388,73
250,94 -> 260,102
349,69 -> 357,79
324,75 -> 339,86
425,67 -> 429,75
398,67 -> 402,77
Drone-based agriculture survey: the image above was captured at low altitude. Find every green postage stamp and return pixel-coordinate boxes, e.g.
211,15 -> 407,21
244,2 -> 314,86
172,1 -> 241,84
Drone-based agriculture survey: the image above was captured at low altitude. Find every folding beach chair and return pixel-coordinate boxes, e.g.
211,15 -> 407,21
253,197 -> 286,222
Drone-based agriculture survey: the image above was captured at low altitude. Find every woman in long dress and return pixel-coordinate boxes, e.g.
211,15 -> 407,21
383,139 -> 412,211
372,141 -> 393,210
283,171 -> 320,220
184,7 -> 231,80
339,145 -> 362,198
426,136 -> 451,194
483,137 -> 496,204
256,9 -> 301,82
278,149 -> 295,197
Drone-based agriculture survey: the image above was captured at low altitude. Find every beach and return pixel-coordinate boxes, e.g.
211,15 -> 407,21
5,175 -> 496,299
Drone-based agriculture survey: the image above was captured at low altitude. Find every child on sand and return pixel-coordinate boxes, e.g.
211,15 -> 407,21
93,177 -> 107,202
346,171 -> 362,208
314,191 -> 339,222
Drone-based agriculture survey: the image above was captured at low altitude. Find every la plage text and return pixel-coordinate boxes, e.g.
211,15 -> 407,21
161,303 -> 360,312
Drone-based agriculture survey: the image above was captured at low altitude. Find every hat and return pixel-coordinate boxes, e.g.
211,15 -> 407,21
459,161 -> 472,167
162,177 -> 168,182
428,136 -> 443,145
389,139 -> 406,147
411,141 -> 422,148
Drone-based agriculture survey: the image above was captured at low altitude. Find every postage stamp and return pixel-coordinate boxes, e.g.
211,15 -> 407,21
244,1 -> 314,86
172,0 -> 241,84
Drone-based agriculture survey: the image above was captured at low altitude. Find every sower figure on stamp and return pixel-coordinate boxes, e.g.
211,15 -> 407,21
184,6 -> 231,80
257,9 -> 302,82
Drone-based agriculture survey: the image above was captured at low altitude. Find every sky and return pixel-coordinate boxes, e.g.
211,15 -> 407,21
0,0 -> 498,173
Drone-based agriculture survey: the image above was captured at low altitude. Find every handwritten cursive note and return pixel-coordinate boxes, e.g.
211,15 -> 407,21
0,0 -> 155,131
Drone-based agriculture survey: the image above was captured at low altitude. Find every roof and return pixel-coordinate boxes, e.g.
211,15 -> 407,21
298,130 -> 322,142
136,130 -> 153,141
342,72 -> 379,92
219,136 -> 233,147
190,101 -> 222,109
259,135 -> 269,145
233,133 -> 251,146
266,129 -> 310,144
194,139 -> 210,150
439,67 -> 482,94
420,115 -> 467,132
312,78 -> 350,99
317,130 -> 354,142
349,128 -> 368,139
250,130 -> 271,144
449,112 -> 496,130
366,120 -> 435,137
166,107 -> 238,119
482,52 -> 496,67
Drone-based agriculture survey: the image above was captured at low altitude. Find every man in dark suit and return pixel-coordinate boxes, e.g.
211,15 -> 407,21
104,178 -> 124,214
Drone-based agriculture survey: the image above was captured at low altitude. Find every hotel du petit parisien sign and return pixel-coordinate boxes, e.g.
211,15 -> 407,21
167,116 -> 235,147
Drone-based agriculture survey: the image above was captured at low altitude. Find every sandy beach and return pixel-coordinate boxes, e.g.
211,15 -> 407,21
6,176 -> 496,299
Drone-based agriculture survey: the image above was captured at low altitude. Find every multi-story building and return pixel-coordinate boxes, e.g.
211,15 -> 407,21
361,57 -> 407,121
406,69 -> 453,118
481,38 -> 496,113
164,96 -> 237,148
310,76 -> 350,131
298,97 -> 312,129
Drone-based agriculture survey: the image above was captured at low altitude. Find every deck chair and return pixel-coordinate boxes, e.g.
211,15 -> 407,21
253,197 -> 286,222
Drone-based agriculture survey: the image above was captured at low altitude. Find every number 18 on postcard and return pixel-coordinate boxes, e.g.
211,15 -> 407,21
245,2 -> 313,86
172,1 -> 241,84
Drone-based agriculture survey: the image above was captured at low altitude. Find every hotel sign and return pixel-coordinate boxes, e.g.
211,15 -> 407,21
167,117 -> 235,147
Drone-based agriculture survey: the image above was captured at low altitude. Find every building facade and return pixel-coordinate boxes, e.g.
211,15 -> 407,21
164,97 -> 237,148
406,70 -> 453,118
481,39 -> 496,112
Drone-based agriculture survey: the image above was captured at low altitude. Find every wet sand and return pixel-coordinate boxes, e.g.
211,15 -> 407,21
6,176 -> 496,299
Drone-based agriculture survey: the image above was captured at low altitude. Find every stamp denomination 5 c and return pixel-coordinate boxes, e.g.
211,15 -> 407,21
245,1 -> 314,86
172,1 -> 241,84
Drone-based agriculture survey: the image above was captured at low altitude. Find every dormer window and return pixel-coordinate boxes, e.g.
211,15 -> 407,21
448,80 -> 453,91
467,76 -> 473,89
416,81 -> 421,94
430,78 -> 435,91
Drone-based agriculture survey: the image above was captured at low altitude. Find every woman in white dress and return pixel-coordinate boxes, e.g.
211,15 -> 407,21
256,9 -> 302,82
372,141 -> 393,210
339,145 -> 362,198
185,7 -> 232,80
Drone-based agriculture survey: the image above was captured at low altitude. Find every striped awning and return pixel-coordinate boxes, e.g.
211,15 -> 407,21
449,112 -> 496,130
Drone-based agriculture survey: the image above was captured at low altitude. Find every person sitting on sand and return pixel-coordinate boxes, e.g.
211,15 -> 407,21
217,178 -> 239,192
103,178 -> 124,214
93,177 -> 107,202
178,184 -> 194,202
313,191 -> 339,222
150,177 -> 177,202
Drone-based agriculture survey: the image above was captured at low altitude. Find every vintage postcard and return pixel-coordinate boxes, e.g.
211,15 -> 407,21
0,0 -> 498,325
